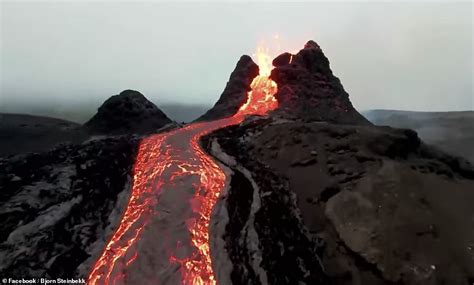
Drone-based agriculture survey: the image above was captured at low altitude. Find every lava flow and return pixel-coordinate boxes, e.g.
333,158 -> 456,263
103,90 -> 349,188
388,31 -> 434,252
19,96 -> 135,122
88,46 -> 278,285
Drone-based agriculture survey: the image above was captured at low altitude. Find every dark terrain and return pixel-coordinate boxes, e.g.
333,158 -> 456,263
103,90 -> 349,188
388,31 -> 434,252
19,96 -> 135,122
0,135 -> 140,278
0,40 -> 473,284
205,117 -> 474,284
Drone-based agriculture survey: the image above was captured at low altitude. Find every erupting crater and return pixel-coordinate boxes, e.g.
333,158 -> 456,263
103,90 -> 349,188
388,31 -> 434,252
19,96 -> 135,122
88,45 -> 278,285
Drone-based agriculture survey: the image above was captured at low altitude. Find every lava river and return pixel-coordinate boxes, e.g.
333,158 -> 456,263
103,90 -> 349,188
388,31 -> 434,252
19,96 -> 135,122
88,48 -> 278,285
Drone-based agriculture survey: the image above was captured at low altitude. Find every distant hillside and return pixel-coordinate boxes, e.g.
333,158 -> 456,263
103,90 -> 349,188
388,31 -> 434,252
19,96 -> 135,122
1,101 -> 211,124
364,110 -> 474,162
0,113 -> 87,157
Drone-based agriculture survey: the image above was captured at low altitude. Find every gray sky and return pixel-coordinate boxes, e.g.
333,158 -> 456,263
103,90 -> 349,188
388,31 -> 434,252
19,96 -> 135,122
1,1 -> 473,113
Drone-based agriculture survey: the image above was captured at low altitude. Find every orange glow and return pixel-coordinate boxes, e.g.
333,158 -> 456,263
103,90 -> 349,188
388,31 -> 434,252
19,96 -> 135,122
88,43 -> 278,285
238,45 -> 278,116
254,46 -> 273,76
169,121 -> 230,285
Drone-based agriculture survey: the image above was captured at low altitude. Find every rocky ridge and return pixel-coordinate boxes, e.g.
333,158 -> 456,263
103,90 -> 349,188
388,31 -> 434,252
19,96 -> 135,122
0,136 -> 140,278
196,55 -> 259,122
270,41 -> 370,125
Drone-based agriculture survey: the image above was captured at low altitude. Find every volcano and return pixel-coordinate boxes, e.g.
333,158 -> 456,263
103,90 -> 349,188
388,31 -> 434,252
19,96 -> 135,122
0,40 -> 473,285
202,42 -> 474,284
84,90 -> 176,135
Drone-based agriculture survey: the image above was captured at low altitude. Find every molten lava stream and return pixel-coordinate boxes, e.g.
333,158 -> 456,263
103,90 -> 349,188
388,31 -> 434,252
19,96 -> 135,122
88,48 -> 278,285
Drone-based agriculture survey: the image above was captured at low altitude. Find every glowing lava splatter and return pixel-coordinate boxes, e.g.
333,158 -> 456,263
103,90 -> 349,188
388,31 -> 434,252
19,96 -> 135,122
88,45 -> 278,285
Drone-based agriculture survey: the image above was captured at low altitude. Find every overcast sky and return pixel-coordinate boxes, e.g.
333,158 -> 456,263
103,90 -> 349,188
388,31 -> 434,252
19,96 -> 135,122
1,1 -> 472,113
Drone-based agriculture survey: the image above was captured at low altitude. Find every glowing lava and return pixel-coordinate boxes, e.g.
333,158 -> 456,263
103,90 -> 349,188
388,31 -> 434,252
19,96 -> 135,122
238,46 -> 278,116
88,44 -> 278,285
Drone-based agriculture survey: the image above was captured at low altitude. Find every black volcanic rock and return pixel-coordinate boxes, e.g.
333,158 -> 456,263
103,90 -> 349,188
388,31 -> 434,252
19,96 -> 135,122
204,117 -> 474,284
272,52 -> 292,67
0,136 -> 140,279
84,90 -> 173,135
270,40 -> 370,125
196,55 -> 259,121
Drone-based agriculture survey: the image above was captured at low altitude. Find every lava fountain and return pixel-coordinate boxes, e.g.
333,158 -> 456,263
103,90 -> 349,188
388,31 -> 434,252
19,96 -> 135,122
238,46 -> 278,116
88,44 -> 278,285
